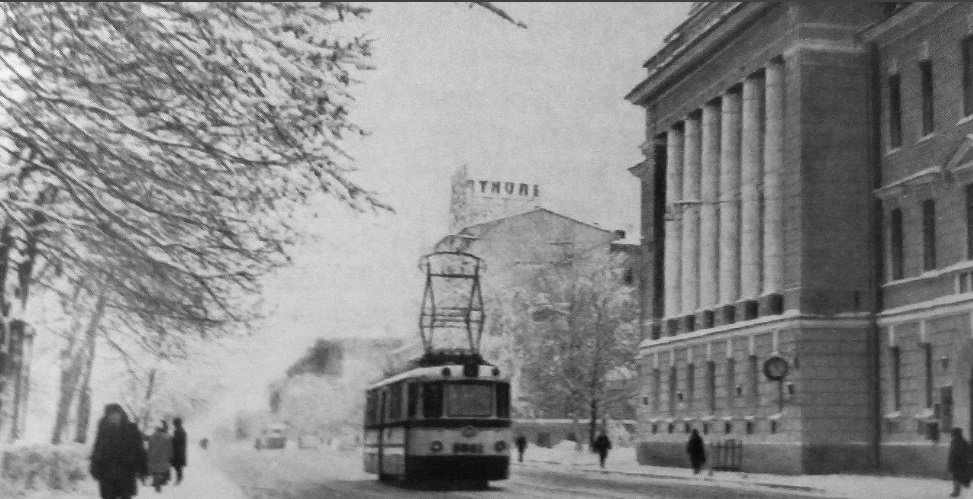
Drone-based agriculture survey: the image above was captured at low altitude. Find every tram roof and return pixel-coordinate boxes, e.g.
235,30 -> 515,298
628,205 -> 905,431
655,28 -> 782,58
366,364 -> 509,390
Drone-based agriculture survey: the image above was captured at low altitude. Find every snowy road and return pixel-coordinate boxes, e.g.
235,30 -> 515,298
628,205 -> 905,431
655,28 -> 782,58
209,443 -> 837,499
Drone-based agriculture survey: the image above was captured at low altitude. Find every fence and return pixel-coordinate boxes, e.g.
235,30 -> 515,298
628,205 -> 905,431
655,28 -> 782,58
709,439 -> 743,472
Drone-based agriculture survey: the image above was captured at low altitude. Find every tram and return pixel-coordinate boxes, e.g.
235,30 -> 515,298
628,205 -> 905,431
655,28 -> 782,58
363,252 -> 511,487
363,351 -> 511,487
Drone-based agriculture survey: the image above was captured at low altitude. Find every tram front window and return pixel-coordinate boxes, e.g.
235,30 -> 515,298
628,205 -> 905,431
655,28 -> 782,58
445,383 -> 493,417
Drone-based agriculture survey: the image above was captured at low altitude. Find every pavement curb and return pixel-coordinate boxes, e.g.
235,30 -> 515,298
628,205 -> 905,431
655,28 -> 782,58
515,460 -> 831,496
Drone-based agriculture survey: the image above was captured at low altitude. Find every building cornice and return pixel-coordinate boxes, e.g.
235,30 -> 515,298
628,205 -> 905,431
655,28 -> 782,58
626,2 -> 772,106
636,312 -> 872,357
859,3 -> 954,44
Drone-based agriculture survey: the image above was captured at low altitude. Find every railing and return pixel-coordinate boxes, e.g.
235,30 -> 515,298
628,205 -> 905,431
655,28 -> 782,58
709,439 -> 743,472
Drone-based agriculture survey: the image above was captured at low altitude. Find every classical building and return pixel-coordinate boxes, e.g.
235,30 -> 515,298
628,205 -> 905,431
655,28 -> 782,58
626,2 -> 889,475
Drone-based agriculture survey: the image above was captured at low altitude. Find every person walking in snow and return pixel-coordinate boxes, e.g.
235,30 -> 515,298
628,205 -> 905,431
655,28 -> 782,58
515,435 -> 528,463
592,432 -> 612,468
146,421 -> 174,492
949,428 -> 973,497
686,428 -> 707,475
170,418 -> 188,486
89,404 -> 147,499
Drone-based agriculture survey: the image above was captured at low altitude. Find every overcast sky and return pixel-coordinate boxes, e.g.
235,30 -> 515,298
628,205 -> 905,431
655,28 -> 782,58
217,2 -> 692,404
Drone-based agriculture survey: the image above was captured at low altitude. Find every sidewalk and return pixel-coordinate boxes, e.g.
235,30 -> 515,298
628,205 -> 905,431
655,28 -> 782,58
151,446 -> 248,499
517,446 -> 963,499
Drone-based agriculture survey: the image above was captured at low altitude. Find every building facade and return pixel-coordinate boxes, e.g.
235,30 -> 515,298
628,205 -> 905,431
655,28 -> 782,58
627,2 -> 890,475
865,2 -> 973,478
435,207 -> 643,419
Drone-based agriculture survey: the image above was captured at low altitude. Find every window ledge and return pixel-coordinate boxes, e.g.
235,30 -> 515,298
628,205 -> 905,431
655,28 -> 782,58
958,114 -> 973,126
918,133 -> 935,143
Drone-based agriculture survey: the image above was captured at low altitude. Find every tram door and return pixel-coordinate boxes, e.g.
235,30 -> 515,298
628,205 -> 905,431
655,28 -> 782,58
378,389 -> 387,475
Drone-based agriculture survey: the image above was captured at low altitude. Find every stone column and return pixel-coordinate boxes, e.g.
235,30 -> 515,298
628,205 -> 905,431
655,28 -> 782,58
739,75 -> 764,313
698,101 -> 721,325
718,89 -> 742,322
761,60 -> 785,313
664,125 -> 684,321
680,113 -> 702,319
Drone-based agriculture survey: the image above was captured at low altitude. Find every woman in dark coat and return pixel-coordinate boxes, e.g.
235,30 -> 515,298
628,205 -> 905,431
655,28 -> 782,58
592,432 -> 612,468
949,428 -> 973,497
89,404 -> 147,499
171,417 -> 188,485
686,429 -> 706,475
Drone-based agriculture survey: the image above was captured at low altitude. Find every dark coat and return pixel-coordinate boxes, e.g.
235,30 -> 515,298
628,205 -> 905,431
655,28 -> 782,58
515,435 -> 527,451
90,419 -> 147,497
171,427 -> 187,468
687,432 -> 706,465
949,435 -> 973,485
592,435 -> 612,455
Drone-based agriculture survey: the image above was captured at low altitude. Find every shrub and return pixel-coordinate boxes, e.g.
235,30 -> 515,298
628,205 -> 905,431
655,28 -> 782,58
0,443 -> 89,492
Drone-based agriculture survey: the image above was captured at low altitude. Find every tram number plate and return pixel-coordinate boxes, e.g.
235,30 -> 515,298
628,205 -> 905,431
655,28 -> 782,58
453,443 -> 483,454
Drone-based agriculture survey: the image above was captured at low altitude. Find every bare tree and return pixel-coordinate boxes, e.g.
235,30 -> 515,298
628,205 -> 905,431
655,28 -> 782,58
514,248 -> 639,447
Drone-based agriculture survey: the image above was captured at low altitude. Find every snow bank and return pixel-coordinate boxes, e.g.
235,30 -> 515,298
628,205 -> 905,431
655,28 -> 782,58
0,443 -> 90,494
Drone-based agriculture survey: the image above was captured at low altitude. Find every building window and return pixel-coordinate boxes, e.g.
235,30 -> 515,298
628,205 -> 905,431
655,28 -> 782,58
668,423 -> 674,434
653,368 -> 661,412
726,357 -> 736,410
707,361 -> 717,414
686,364 -> 695,410
888,73 -> 902,148
669,366 -> 678,416
924,342 -> 934,408
684,423 -> 691,434
746,421 -> 755,435
964,35 -> 973,117
920,59 -> 934,135
966,185 -> 973,260
749,354 -> 760,410
642,396 -> 649,406
623,268 -> 634,285
891,346 -> 902,410
941,386 -> 954,434
922,199 -> 936,271
724,421 -> 732,434
770,420 -> 779,434
652,424 -> 658,434
890,208 -> 904,280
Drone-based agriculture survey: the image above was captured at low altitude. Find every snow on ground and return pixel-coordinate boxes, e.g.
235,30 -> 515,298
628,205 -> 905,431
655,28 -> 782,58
520,443 -> 965,499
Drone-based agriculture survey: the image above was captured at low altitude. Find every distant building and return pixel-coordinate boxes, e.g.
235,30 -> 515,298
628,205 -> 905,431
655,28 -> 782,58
435,207 -> 644,419
447,165 -> 541,233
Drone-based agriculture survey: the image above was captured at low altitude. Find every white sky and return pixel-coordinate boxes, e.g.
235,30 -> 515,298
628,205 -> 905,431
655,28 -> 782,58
203,2 -> 692,408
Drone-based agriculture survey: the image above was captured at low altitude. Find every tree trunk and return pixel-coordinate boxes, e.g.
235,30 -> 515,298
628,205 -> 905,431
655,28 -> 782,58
74,336 -> 97,444
588,399 -> 598,451
51,288 -> 106,444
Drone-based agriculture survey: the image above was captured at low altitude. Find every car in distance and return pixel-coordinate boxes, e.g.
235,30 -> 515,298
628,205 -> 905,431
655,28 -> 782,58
254,424 -> 287,450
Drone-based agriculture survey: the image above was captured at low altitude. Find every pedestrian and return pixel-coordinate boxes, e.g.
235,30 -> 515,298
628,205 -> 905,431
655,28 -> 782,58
146,420 -> 174,492
515,435 -> 527,463
687,428 -> 706,475
171,417 -> 188,486
89,404 -> 147,499
949,428 -> 973,497
592,432 -> 612,468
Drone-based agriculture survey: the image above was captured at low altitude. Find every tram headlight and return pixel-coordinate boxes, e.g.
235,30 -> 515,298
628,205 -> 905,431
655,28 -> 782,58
430,441 -> 444,453
494,440 -> 508,453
